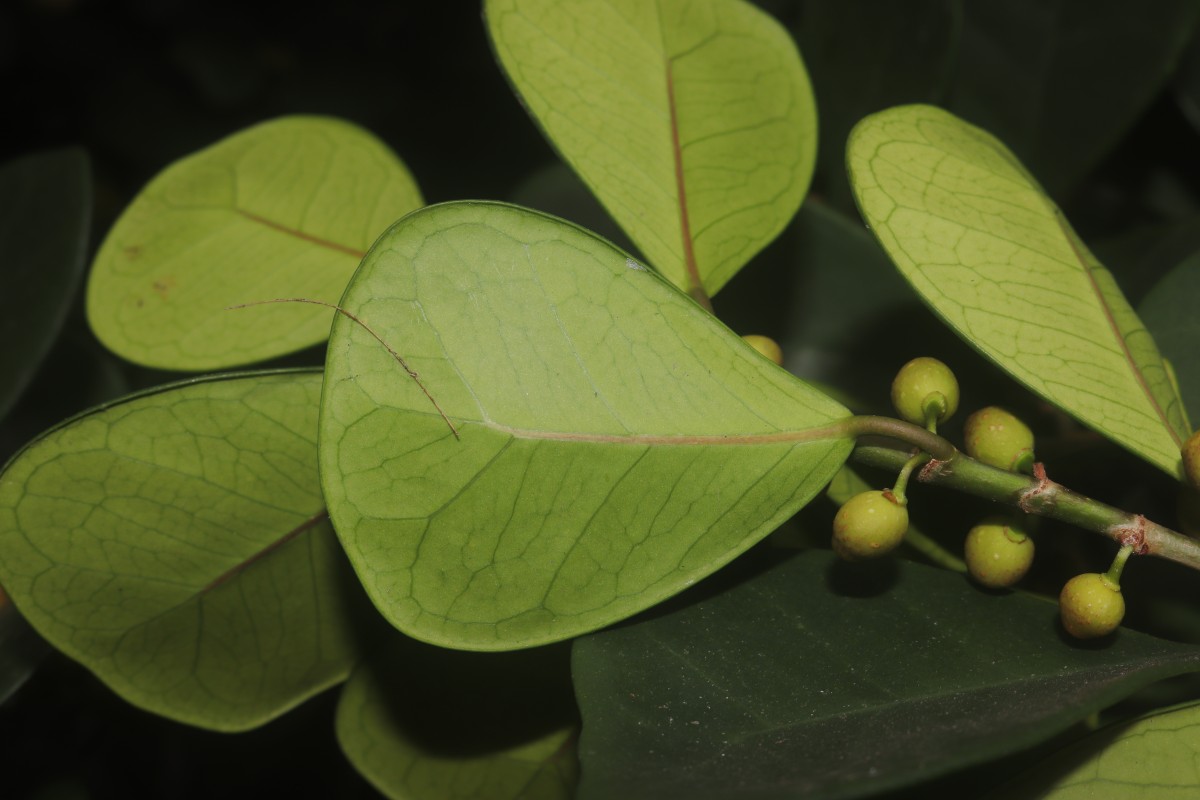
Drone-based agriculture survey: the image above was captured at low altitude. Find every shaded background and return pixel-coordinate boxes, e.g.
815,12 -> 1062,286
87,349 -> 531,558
3,0 -> 1200,797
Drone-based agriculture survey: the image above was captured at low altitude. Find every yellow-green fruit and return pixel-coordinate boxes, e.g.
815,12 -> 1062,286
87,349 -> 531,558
1059,573 -> 1124,639
891,357 -> 959,426
832,490 -> 909,560
964,517 -> 1034,588
1183,429 -> 1200,490
742,334 -> 783,366
964,407 -> 1035,471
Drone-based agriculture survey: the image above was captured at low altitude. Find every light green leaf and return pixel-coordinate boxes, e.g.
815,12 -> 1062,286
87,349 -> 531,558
572,549 -> 1200,800
86,116 -> 422,371
0,370 -> 361,730
847,104 -> 1189,477
485,0 -> 816,300
319,201 -> 851,650
336,640 -> 578,800
992,700 -> 1200,799
0,148 -> 91,420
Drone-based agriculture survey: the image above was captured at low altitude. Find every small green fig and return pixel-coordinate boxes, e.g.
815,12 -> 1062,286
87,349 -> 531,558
964,516 -> 1034,588
742,334 -> 783,366
964,406 -> 1035,472
891,357 -> 959,427
832,489 -> 908,560
1059,572 -> 1124,639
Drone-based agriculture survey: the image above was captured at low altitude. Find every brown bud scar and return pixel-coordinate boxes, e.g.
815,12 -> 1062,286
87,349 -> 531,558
918,457 -> 947,482
1018,462 -> 1058,512
1112,514 -> 1149,555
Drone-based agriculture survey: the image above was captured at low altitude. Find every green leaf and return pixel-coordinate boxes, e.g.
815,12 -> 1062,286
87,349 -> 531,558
336,640 -> 578,800
0,370 -> 361,730
946,0 -> 1200,194
991,700 -> 1200,799
572,549 -> 1200,800
847,104 -> 1189,477
0,148 -> 91,421
86,116 -> 422,371
319,201 -> 851,650
1139,251 -> 1200,431
485,0 -> 816,300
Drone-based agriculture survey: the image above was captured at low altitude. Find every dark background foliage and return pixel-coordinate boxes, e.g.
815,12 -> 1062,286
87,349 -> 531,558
3,1 -> 1200,798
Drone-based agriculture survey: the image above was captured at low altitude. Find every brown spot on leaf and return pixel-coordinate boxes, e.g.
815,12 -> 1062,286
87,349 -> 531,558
152,276 -> 178,300
124,245 -> 142,260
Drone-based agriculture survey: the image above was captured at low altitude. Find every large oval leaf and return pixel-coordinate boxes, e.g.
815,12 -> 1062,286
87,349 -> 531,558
572,549 -> 1200,800
0,148 -> 91,420
0,370 -> 361,730
319,201 -> 851,650
86,116 -> 422,371
336,640 -> 578,800
991,699 -> 1200,799
847,104 -> 1190,477
485,0 -> 816,301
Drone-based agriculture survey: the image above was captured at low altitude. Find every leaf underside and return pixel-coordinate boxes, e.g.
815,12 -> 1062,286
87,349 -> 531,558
336,641 -> 579,800
319,201 -> 850,651
991,699 -> 1200,799
486,0 -> 816,298
847,104 -> 1189,477
0,370 -> 361,730
572,549 -> 1200,800
86,116 -> 423,371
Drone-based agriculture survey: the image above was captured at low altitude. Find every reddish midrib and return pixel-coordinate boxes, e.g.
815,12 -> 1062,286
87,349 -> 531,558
201,509 -> 330,593
491,421 -> 847,447
236,209 -> 365,258
665,60 -> 712,311
1058,218 -> 1182,447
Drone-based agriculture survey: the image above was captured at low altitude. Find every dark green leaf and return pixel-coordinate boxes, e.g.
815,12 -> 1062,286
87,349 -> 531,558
0,149 -> 91,421
1139,250 -> 1200,429
0,370 -> 362,730
792,0 -> 959,209
573,549 -> 1200,800
946,0 -> 1200,193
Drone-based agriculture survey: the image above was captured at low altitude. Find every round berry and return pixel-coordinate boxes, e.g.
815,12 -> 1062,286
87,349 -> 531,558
891,357 -> 959,426
1059,573 -> 1124,639
964,406 -> 1035,472
1183,429 -> 1200,491
964,516 -> 1034,588
832,490 -> 909,560
742,334 -> 783,366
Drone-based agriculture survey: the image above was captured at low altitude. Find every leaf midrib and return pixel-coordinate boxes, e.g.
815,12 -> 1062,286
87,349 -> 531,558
236,208 -> 366,259
1051,211 -> 1182,449
487,420 -> 846,446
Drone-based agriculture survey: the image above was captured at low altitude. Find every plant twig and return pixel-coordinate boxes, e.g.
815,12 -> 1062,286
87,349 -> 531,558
850,443 -> 1200,572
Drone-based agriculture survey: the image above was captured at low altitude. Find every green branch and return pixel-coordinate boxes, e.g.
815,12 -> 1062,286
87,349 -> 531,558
848,441 -> 1200,572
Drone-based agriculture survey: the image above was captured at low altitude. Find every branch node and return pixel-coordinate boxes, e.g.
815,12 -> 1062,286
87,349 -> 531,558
918,457 -> 948,482
1018,462 -> 1059,512
1111,514 -> 1150,555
